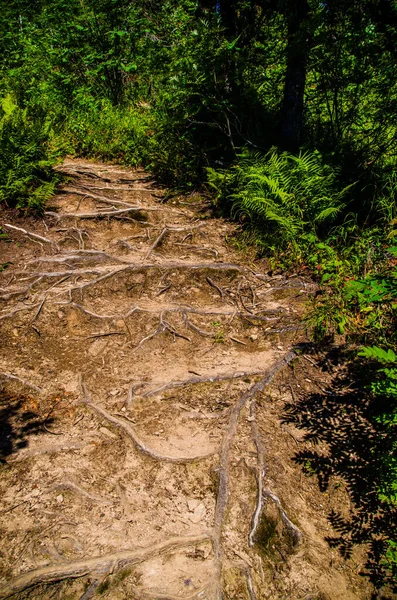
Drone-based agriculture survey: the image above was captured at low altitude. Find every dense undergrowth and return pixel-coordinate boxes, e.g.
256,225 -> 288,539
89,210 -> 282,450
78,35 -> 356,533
1,0 -> 397,589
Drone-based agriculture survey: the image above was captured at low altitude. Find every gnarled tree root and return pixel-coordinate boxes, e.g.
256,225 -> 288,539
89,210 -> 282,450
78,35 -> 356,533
212,351 -> 297,599
81,382 -> 216,463
0,534 -> 211,599
248,399 -> 302,548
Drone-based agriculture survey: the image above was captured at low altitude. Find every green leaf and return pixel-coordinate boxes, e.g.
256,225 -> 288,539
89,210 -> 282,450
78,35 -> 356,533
358,346 -> 397,363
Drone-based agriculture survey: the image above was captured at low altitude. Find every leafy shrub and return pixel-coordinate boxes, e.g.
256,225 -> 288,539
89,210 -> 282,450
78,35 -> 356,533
357,345 -> 397,577
0,95 -> 57,213
57,96 -> 149,165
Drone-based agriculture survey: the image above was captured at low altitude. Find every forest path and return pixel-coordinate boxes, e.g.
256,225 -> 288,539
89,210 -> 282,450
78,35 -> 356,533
0,160 -> 371,600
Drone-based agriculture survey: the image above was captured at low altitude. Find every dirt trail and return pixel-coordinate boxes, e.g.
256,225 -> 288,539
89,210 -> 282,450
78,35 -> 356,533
0,160 -> 373,600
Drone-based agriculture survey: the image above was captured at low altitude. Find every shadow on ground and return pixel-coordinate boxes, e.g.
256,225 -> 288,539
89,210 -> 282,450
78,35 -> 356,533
0,384 -> 51,462
282,347 -> 397,598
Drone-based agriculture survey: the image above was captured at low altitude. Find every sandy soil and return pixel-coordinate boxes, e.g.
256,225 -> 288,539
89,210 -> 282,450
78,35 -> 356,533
0,160 -> 375,599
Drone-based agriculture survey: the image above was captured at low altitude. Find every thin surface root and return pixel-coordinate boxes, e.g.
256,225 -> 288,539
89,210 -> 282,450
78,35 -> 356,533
80,382 -> 215,463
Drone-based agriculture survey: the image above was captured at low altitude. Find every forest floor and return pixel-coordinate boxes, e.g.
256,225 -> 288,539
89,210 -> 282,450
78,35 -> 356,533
0,160 -> 377,600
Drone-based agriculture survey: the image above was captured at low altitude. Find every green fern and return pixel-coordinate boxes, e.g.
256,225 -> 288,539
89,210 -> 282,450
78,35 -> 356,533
208,149 -> 347,247
0,96 -> 57,212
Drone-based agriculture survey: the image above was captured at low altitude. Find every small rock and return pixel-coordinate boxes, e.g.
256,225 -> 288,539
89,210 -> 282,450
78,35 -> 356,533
249,334 -> 258,342
187,498 -> 200,512
99,427 -> 118,440
189,503 -> 206,523
57,311 -> 64,319
56,494 -> 64,504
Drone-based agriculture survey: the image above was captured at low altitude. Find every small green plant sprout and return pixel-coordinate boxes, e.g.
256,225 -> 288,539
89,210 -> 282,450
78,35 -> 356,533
211,320 -> 226,343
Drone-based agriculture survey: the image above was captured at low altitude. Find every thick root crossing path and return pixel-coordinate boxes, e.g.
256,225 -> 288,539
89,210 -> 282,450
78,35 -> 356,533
0,161 -> 365,600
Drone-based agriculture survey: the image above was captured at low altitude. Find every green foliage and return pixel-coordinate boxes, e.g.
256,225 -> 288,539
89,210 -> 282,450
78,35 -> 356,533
207,149 -> 350,249
0,95 -> 57,212
57,97 -> 148,164
358,344 -> 397,518
1,0 -> 397,583
308,235 -> 397,578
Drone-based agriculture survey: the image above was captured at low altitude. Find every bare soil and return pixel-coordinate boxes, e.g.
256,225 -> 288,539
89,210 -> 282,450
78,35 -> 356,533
0,160 -> 376,599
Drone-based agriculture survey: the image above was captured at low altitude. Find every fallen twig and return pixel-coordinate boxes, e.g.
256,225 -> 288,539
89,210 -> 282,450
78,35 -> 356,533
229,336 -> 247,346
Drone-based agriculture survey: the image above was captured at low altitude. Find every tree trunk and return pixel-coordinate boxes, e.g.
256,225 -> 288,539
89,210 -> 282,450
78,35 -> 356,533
280,0 -> 311,152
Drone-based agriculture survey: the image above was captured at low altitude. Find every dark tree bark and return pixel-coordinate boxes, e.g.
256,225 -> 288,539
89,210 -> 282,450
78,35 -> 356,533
279,0 -> 311,152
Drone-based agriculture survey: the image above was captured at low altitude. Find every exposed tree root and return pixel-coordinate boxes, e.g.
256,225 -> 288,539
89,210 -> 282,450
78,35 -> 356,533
177,244 -> 219,258
212,352 -> 296,598
0,302 -> 41,321
3,224 -> 59,251
145,227 -> 169,258
141,369 -> 275,398
132,585 -> 210,600
50,480 -> 114,506
56,301 -> 283,324
0,161 -> 312,600
182,313 -> 213,337
27,250 -> 131,266
133,312 -> 191,351
144,224 -> 205,259
248,399 -> 302,548
60,186 -> 142,207
0,534 -> 211,600
29,296 -> 46,325
83,185 -> 158,192
0,371 -> 42,394
206,276 -> 224,299
78,578 -> 103,600
245,567 -> 258,600
80,382 -> 215,463
262,490 -> 302,546
45,206 -> 150,220
66,261 -> 249,299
